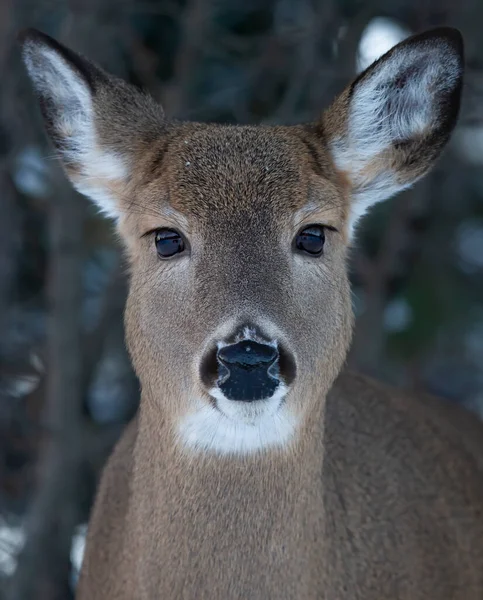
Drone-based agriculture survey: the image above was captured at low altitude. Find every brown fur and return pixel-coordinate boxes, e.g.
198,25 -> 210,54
77,372 -> 483,599
18,26 -> 483,600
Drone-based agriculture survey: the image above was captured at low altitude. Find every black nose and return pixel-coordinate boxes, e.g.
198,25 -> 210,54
217,341 -> 279,402
217,340 -> 278,370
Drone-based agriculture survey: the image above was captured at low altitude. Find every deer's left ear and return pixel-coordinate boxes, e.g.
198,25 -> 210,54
321,27 -> 464,235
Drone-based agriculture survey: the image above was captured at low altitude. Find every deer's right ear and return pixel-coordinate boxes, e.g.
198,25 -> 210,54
321,27 -> 464,236
18,29 -> 165,220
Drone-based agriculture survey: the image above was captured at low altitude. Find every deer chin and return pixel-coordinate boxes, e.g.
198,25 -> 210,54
209,383 -> 288,424
177,385 -> 298,455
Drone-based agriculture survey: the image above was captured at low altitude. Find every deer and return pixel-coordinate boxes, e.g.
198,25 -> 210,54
18,26 -> 483,599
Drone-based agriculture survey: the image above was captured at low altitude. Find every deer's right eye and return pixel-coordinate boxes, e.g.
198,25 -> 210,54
154,229 -> 185,258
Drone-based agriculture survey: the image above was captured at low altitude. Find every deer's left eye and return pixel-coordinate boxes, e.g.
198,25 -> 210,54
294,226 -> 325,256
154,229 -> 185,258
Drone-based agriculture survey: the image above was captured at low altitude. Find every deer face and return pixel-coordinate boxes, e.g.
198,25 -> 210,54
20,27 -> 463,454
122,124 -> 353,454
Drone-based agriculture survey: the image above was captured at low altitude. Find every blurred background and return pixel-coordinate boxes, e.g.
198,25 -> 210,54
0,0 -> 483,597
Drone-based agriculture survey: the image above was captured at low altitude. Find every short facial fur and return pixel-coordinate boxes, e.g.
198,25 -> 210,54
19,27 -> 464,455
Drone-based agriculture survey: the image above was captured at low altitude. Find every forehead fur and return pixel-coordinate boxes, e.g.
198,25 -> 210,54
134,123 -> 344,225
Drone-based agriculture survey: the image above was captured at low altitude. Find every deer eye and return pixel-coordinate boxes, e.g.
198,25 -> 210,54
154,229 -> 185,258
295,225 -> 325,256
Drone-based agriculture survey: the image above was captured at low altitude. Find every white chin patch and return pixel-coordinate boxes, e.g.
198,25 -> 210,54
177,384 -> 297,455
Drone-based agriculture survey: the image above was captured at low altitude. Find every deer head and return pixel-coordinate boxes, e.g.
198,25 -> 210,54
19,27 -> 463,455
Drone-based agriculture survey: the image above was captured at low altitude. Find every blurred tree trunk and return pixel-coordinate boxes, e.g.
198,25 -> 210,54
8,185 -> 85,600
0,0 -> 20,338
0,170 -> 20,344
163,0 -> 214,118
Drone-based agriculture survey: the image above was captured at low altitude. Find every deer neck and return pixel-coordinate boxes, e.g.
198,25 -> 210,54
129,390 -> 326,530
121,394 -> 327,593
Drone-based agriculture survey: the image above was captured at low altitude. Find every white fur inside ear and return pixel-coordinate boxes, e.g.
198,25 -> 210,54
22,42 -> 126,219
331,40 -> 461,235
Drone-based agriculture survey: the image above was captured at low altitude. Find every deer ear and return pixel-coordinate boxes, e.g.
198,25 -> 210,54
18,29 -> 165,220
322,27 -> 464,235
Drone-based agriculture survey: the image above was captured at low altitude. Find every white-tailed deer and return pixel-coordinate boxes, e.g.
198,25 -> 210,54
19,26 -> 483,599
